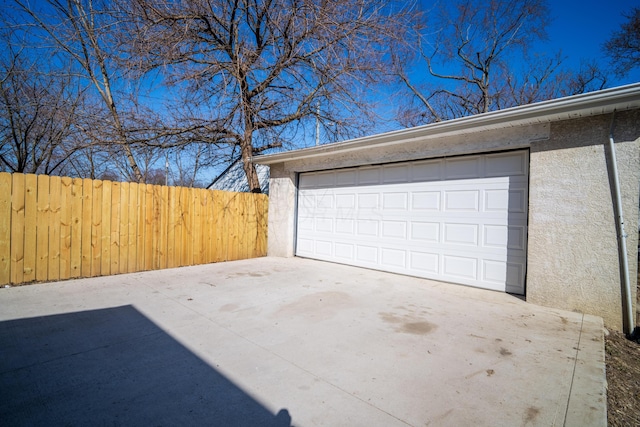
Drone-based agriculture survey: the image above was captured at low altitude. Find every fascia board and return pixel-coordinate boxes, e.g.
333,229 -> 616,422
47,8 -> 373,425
254,83 -> 640,165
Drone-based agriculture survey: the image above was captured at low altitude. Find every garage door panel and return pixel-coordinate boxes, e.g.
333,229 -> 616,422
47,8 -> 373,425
316,172 -> 335,187
410,252 -> 440,273
445,156 -> 481,179
299,193 -> 316,210
443,255 -> 478,280
411,191 -> 441,210
358,168 -> 380,185
317,194 -> 334,209
482,260 -> 509,284
357,193 -> 379,209
297,238 -> 313,254
483,225 -> 508,248
381,221 -> 408,239
485,152 -> 528,177
443,223 -> 479,246
482,225 -> 527,252
411,160 -> 443,181
444,190 -> 480,211
356,220 -> 378,236
335,170 -> 357,186
334,242 -> 354,260
507,226 -> 527,250
382,193 -> 408,210
508,189 -> 527,213
296,151 -> 529,294
297,215 -> 314,231
506,263 -> 526,291
381,248 -> 407,268
315,240 -> 332,256
299,174 -> 315,189
335,218 -> 355,234
335,194 -> 355,209
484,189 -> 509,211
410,222 -> 440,242
383,164 -> 409,183
315,217 -> 333,233
356,245 -> 378,263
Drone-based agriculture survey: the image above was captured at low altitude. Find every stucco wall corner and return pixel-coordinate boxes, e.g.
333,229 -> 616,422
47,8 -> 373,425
526,113 -> 640,330
266,163 -> 296,257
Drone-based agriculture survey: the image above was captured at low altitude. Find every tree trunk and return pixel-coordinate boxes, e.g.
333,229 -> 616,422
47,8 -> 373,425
241,135 -> 261,193
105,84 -> 144,183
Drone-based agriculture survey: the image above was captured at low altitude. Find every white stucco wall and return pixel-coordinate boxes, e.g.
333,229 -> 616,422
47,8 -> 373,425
527,111 -> 639,330
267,163 -> 296,257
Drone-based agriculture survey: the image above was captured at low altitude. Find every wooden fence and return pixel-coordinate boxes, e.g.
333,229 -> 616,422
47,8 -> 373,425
0,172 -> 268,286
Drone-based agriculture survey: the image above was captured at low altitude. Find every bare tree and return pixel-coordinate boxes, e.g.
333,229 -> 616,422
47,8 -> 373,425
15,0 -> 146,181
167,144 -> 213,188
505,58 -> 607,106
0,25 -> 85,174
123,0 -> 411,193
65,143 -> 113,178
395,0 -> 607,126
604,7 -> 640,77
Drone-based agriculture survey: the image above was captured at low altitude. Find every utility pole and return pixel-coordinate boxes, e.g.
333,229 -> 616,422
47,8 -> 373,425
165,154 -> 169,186
315,102 -> 320,146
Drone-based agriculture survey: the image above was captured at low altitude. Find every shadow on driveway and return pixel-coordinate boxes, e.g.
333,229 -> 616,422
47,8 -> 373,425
0,305 -> 292,426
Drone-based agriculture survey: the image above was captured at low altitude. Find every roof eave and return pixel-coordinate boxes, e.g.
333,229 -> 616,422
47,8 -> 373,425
254,83 -> 640,165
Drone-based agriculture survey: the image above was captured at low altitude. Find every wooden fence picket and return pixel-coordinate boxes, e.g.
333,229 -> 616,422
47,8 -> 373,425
0,173 -> 12,285
59,177 -> 73,280
23,174 -> 37,282
70,178 -> 83,278
127,183 -> 137,274
80,179 -> 92,277
10,174 -> 25,285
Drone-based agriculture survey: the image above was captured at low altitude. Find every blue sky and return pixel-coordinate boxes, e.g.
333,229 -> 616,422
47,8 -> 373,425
546,0 -> 640,86
365,0 -> 640,135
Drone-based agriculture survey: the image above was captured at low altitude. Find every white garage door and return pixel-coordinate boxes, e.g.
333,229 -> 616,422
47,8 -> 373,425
296,151 -> 529,294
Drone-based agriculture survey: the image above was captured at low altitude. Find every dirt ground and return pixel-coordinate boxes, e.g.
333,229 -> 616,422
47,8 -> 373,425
604,265 -> 640,427
605,329 -> 640,426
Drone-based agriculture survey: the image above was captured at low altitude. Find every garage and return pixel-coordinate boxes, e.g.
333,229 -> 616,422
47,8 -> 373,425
295,150 -> 528,294
257,85 -> 640,330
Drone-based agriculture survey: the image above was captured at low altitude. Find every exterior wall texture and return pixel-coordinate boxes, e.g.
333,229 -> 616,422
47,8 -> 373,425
265,110 -> 640,330
527,111 -> 639,330
267,163 -> 297,257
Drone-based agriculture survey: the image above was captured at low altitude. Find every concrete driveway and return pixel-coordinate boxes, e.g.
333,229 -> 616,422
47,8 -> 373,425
0,257 -> 605,426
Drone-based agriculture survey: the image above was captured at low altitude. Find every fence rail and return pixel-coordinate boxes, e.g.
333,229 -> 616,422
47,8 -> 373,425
0,173 -> 268,286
